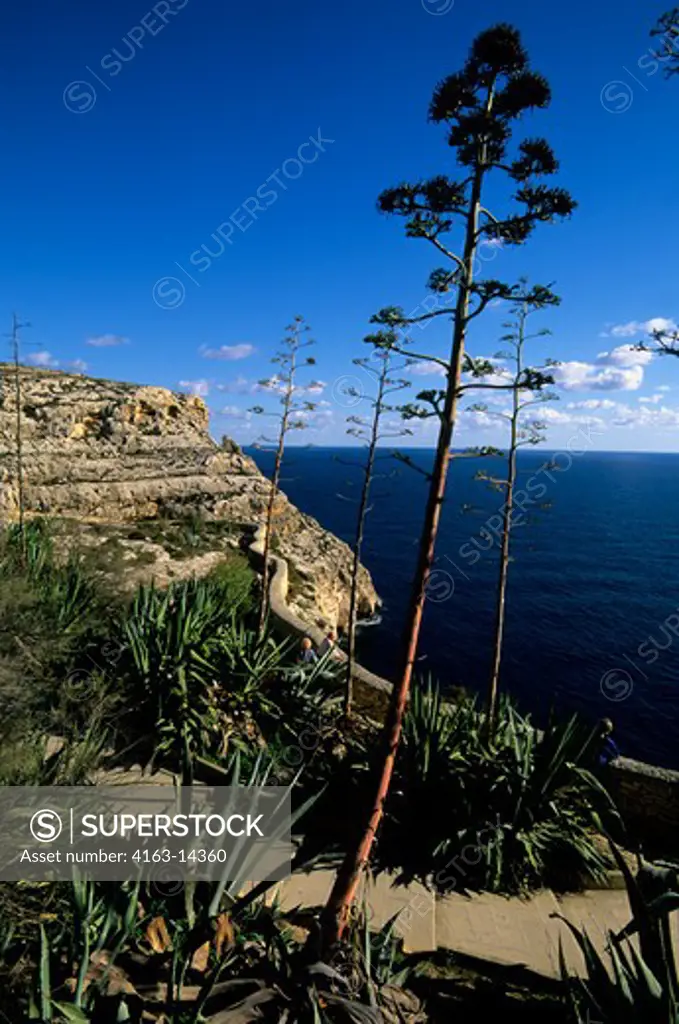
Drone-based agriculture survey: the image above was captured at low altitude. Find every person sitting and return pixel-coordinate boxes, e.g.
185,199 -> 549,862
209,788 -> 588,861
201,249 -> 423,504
598,717 -> 620,767
298,636 -> 318,665
318,630 -> 341,660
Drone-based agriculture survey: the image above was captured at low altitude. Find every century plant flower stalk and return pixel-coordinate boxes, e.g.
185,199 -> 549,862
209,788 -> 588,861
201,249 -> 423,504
470,282 -> 560,727
251,315 -> 317,636
342,344 -> 410,717
320,22 -> 576,947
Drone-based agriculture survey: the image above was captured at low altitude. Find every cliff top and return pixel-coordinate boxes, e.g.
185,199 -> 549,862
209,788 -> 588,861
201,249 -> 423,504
0,365 -> 378,631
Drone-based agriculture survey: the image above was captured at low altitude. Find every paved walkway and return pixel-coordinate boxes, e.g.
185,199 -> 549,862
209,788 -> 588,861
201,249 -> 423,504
271,869 -> 679,979
98,766 -> 678,979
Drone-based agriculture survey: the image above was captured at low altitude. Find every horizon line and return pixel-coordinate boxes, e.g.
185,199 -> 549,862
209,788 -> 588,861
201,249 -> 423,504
239,443 -> 679,456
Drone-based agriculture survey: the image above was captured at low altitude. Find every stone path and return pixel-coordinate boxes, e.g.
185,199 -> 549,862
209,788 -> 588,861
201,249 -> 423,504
271,868 -> 679,979
98,765 -> 678,979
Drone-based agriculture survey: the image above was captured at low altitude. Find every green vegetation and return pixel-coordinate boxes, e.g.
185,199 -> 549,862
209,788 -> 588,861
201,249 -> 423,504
0,513 -> 636,1021
0,871 -> 417,1023
6,11 -> 679,1021
297,681 -> 620,897
251,314 -> 318,635
382,683 -> 618,893
0,520 -> 114,764
122,510 -> 238,560
560,843 -> 679,1022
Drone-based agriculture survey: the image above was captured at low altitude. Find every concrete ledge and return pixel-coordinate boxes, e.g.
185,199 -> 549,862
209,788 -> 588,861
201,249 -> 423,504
607,755 -> 679,841
248,524 -> 392,695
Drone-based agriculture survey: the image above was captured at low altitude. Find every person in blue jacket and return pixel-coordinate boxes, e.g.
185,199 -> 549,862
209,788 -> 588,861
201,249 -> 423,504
598,717 -> 620,767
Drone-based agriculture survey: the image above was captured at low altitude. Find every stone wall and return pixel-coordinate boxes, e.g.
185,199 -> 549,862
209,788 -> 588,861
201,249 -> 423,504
608,756 -> 679,849
249,524 -> 391,697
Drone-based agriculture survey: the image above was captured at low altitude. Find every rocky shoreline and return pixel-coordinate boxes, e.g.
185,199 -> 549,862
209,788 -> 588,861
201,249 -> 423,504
0,365 -> 379,631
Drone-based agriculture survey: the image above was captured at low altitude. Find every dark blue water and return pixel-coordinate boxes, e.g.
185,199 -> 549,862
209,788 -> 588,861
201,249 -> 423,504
250,447 -> 679,769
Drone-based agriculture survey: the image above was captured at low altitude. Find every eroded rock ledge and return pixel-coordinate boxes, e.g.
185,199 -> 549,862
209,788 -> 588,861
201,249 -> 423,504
0,365 -> 379,631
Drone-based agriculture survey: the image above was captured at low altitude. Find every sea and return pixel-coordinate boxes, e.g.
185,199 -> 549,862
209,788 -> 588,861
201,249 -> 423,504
249,447 -> 679,770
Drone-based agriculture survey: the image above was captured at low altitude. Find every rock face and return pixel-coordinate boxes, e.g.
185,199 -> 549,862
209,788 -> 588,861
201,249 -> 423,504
0,365 -> 379,630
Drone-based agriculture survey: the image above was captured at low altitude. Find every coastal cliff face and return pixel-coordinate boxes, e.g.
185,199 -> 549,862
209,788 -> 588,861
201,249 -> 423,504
0,365 -> 378,630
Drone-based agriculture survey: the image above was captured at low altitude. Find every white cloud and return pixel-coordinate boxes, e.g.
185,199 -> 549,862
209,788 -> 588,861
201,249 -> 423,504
26,352 -> 89,373
539,407 -> 577,424
67,359 -> 88,373
456,357 -> 516,399
471,367 -> 514,388
658,385 -> 672,392
602,317 -> 676,339
200,344 -> 255,361
217,376 -> 252,394
535,407 -> 605,430
566,398 -> 619,410
596,344 -> 653,368
179,379 -> 210,397
612,403 -> 679,429
294,406 -> 335,430
253,375 -> 284,394
220,405 -> 252,421
458,401 -> 607,435
553,362 -> 644,392
87,334 -> 129,347
250,375 -> 324,398
459,408 -> 500,430
409,360 -> 446,377
27,351 -> 59,368
553,345 -> 651,392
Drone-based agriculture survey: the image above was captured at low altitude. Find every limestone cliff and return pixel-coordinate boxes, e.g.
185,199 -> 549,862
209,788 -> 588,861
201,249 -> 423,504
0,365 -> 378,630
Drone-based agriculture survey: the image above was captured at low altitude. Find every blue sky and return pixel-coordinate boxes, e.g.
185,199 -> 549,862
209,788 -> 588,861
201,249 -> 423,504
3,0 -> 679,450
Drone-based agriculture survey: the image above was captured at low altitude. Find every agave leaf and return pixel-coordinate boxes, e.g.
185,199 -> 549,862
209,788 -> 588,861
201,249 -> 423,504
214,912 -> 235,958
608,940 -> 634,1005
552,914 -> 613,994
39,923 -> 52,1023
625,940 -> 665,1003
322,993 -> 384,1023
52,1005 -> 90,1024
204,986 -> 280,1023
307,961 -> 350,985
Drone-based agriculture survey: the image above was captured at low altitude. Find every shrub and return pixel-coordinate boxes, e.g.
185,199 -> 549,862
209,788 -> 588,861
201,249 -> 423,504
114,575 -> 289,775
0,520 -> 113,748
0,756 -> 336,1023
376,683 -> 618,894
115,578 -> 230,776
558,843 -> 679,1022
